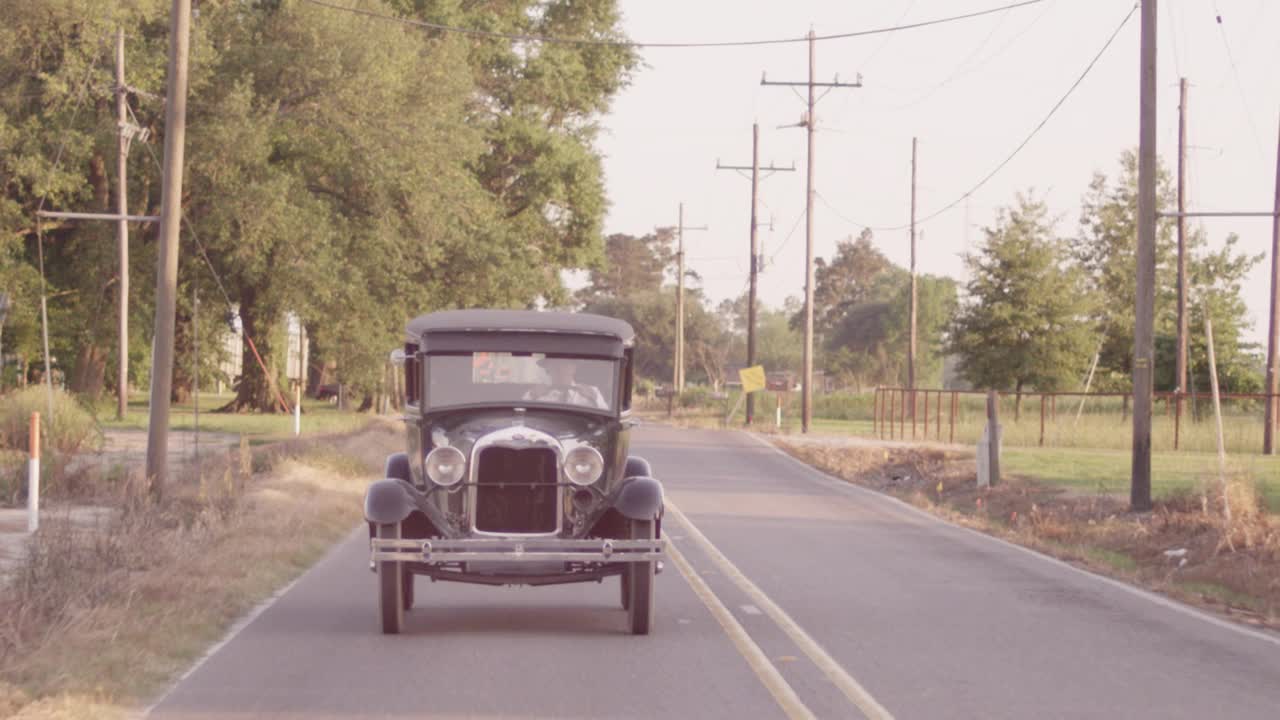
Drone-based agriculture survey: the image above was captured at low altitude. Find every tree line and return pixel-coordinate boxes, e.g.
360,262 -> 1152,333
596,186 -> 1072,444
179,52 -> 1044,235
588,151 -> 1262,401
1,0 -> 635,411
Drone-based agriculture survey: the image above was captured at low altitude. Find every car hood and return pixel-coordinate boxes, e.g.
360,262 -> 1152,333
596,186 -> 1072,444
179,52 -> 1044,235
427,409 -> 611,456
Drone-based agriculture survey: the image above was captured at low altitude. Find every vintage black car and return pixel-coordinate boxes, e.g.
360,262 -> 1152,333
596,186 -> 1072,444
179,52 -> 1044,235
365,310 -> 665,635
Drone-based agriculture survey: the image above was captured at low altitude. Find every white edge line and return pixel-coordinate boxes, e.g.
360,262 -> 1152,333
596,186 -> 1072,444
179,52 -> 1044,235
742,431 -> 1280,651
667,502 -> 895,720
666,537 -> 817,720
138,525 -> 366,717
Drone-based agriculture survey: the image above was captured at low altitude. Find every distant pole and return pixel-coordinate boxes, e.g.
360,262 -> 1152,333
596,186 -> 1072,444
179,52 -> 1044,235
1265,114 -> 1280,455
116,27 -> 130,421
144,0 -> 194,499
714,128 -> 794,424
27,411 -> 39,533
1204,311 -> 1231,522
986,390 -> 1001,486
748,126 -> 760,424
761,32 -> 860,432
1175,78 -> 1188,400
802,30 -> 817,433
192,286 -> 199,465
909,137 -> 918,408
1131,0 -> 1157,512
676,202 -> 684,391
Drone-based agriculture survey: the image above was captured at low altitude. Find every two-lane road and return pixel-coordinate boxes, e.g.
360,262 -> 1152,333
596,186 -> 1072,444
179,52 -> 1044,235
148,425 -> 1280,719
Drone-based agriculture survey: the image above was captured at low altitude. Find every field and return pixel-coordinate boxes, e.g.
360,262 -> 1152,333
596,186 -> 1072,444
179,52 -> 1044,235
640,387 -> 1280,513
96,392 -> 372,441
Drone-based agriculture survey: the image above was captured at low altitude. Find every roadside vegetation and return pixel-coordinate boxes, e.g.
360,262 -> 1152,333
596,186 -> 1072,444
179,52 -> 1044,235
771,437 -> 1280,632
0,421 -> 399,720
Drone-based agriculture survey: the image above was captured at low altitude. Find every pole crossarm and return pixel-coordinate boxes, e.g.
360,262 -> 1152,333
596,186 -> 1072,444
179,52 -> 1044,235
716,162 -> 796,172
37,210 -> 160,222
1158,211 -> 1280,218
761,75 -> 863,89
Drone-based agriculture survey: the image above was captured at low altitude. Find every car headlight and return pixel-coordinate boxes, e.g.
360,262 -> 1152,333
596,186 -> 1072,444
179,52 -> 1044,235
563,446 -> 604,486
425,446 -> 466,486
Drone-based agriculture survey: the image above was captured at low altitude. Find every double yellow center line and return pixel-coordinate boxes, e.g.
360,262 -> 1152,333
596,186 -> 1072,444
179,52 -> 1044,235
665,501 -> 894,720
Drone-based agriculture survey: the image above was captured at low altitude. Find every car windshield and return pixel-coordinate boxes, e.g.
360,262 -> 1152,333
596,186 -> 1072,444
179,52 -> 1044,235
426,352 -> 616,412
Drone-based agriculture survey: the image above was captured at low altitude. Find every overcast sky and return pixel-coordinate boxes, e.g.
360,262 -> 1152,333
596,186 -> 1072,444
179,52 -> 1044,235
594,0 -> 1280,345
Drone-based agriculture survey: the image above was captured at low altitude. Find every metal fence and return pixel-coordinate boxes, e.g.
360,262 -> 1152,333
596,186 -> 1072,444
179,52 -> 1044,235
873,387 -> 1278,455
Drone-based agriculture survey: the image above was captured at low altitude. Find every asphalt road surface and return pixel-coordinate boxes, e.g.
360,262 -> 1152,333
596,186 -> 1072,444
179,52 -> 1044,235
148,425 -> 1280,719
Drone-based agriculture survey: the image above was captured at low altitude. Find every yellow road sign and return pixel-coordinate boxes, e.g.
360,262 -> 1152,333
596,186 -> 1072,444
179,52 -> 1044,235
739,365 -> 766,393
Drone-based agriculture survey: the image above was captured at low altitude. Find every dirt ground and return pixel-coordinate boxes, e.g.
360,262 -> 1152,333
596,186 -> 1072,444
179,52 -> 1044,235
772,434 -> 1280,632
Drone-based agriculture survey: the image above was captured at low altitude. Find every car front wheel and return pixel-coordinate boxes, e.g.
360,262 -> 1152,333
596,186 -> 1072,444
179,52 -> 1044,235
626,518 -> 656,635
377,522 -> 404,634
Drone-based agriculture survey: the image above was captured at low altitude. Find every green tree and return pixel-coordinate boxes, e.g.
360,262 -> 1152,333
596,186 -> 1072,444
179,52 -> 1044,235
949,194 -> 1098,416
1075,151 -> 1262,392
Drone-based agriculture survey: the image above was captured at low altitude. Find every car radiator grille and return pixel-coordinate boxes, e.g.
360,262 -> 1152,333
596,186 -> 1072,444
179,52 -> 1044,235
474,447 -> 559,534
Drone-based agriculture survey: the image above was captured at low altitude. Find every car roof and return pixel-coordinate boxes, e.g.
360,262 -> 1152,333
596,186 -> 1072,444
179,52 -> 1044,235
407,310 -> 634,344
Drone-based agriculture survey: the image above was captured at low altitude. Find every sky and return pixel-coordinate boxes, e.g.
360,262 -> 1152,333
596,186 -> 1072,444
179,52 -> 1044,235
593,0 -> 1280,346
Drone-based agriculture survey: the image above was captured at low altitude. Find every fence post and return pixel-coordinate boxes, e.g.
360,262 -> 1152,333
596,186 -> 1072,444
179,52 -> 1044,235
911,390 -> 917,439
873,387 -> 881,438
900,389 -> 907,438
949,391 -> 957,444
889,389 -> 896,439
935,390 -> 942,440
1174,392 -> 1182,450
1039,394 -> 1046,447
28,411 -> 39,533
926,389 -> 936,435
986,391 -> 1001,486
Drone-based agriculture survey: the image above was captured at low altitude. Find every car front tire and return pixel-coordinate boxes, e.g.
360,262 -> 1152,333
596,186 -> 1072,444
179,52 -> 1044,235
377,522 -> 404,634
627,518 -> 656,635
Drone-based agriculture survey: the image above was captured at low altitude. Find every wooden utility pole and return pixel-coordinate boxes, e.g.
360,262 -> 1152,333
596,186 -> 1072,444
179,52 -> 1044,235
762,31 -> 861,432
1175,78 -> 1188,399
909,137 -> 918,405
115,28 -> 130,421
715,125 -> 794,425
1131,0 -> 1157,512
1266,115 -> 1280,455
144,0 -> 194,498
666,203 -> 706,392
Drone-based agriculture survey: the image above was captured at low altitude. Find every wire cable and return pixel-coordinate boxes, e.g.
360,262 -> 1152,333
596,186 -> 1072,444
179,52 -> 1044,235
769,207 -> 809,263
1211,4 -> 1266,159
303,0 -> 1045,49
841,2 -> 1138,232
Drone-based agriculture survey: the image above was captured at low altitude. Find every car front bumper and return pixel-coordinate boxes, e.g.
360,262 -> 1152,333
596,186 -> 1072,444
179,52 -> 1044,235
370,537 -> 666,565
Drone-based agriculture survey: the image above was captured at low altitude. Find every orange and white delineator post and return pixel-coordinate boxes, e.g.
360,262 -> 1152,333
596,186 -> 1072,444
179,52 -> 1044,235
28,411 -> 39,533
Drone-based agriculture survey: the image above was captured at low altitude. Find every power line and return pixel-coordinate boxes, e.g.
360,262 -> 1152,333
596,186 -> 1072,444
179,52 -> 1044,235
848,2 -> 1138,232
1211,4 -> 1266,158
303,0 -> 1045,49
769,207 -> 808,263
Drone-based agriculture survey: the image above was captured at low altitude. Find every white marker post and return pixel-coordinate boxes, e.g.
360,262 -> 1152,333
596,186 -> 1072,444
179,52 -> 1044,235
294,384 -> 301,437
28,411 -> 39,533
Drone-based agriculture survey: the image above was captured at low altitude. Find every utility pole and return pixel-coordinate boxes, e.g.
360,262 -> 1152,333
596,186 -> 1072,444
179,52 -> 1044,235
909,137 -> 918,406
716,124 -> 795,424
115,28 -> 130,421
763,31 -> 861,433
1132,0 -> 1157,511
1266,116 -> 1280,455
1176,78 -> 1188,399
662,204 -> 707,392
144,0 -> 194,499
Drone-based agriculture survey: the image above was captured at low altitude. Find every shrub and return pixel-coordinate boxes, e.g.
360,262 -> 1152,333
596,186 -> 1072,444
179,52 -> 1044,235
0,387 -> 103,454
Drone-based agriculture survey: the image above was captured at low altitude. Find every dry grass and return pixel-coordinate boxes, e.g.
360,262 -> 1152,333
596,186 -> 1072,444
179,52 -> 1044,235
0,421 -> 401,719
774,438 -> 1280,631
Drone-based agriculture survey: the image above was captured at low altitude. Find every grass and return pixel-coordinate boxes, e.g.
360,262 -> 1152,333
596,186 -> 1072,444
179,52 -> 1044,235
1002,446 -> 1280,513
0,422 -> 401,719
95,392 -> 372,440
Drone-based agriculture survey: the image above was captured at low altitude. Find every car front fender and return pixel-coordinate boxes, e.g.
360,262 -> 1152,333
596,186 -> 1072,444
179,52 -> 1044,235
613,476 -> 664,521
364,478 -> 418,525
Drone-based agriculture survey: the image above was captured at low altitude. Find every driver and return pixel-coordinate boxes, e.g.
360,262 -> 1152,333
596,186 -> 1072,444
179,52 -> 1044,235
522,357 -> 608,409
